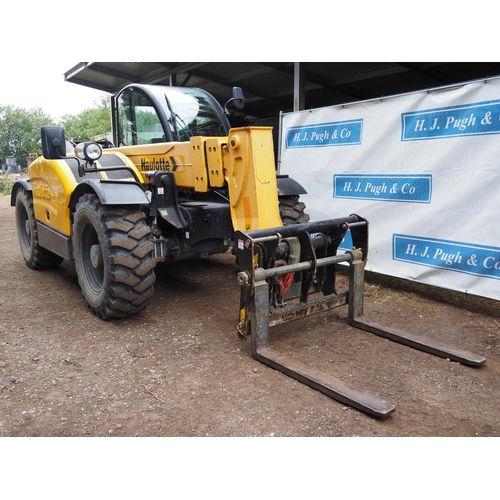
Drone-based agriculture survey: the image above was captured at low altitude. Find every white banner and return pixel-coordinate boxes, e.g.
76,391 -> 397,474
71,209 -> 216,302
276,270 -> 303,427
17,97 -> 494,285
279,77 -> 500,301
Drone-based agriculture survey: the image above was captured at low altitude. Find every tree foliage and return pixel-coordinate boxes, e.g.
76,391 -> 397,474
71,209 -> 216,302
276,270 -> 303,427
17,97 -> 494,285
0,96 -> 111,170
0,105 -> 55,169
59,96 -> 111,143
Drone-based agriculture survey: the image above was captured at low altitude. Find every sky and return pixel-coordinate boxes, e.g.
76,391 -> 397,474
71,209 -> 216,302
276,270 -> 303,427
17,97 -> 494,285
0,60 -> 107,121
0,6 -> 491,123
0,4 -> 427,123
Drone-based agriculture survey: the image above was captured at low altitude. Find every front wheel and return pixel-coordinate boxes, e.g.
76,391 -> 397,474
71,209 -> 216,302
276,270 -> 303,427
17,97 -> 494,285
279,196 -> 310,225
73,193 -> 156,319
15,188 -> 63,269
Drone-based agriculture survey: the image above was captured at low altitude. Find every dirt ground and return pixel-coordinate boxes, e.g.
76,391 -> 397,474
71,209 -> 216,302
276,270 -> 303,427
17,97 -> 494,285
1,195 -> 499,438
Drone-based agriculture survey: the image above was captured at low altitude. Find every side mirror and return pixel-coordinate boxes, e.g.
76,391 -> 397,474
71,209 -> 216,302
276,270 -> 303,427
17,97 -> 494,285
41,126 -> 67,160
231,87 -> 245,110
224,87 -> 245,114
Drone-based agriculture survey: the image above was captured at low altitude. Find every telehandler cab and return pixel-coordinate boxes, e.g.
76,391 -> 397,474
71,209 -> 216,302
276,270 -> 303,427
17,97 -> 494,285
11,84 -> 485,417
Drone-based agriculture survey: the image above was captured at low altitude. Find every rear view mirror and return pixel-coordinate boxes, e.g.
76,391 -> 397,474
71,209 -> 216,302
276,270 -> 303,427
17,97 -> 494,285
224,87 -> 245,114
231,87 -> 245,110
41,126 -> 67,160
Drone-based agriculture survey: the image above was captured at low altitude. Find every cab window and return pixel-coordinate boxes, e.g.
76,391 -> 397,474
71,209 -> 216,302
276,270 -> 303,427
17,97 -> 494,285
117,88 -> 165,146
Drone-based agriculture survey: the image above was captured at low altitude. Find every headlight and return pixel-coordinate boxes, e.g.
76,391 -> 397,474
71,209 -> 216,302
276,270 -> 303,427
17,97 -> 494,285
75,142 -> 102,162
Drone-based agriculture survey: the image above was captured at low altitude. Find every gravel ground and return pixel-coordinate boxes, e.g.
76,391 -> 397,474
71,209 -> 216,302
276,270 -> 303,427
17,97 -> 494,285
1,192 -> 498,495
1,195 -> 499,437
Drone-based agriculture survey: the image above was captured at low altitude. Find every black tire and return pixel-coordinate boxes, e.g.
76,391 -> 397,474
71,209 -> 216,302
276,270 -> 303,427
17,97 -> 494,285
73,193 -> 156,319
232,195 -> 311,267
279,196 -> 310,225
15,188 -> 64,269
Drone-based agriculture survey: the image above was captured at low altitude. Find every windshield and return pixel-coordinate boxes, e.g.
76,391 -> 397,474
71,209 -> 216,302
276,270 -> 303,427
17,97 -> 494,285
163,87 -> 230,141
116,84 -> 230,146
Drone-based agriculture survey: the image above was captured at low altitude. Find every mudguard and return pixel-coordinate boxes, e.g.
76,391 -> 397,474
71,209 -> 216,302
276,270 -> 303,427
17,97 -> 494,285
69,178 -> 149,211
10,179 -> 32,206
276,175 -> 307,196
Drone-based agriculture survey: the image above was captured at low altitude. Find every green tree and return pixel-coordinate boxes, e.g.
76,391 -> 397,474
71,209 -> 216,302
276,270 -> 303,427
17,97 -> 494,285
59,96 -> 111,143
0,105 -> 55,169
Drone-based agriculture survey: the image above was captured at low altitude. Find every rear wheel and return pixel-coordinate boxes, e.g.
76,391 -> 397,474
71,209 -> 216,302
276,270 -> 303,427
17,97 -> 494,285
15,188 -> 63,269
73,193 -> 156,319
279,196 -> 310,225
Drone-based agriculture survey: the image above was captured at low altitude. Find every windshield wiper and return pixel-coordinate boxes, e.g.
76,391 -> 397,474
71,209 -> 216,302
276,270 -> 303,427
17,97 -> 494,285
164,95 -> 193,140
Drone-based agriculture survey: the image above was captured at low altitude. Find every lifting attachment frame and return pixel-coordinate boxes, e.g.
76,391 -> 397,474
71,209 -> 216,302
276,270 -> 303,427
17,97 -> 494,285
234,215 -> 486,418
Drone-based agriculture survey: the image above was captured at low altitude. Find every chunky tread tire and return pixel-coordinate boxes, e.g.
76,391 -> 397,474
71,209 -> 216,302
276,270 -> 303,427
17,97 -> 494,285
233,195 -> 311,267
73,193 -> 156,319
279,196 -> 311,225
15,189 -> 64,269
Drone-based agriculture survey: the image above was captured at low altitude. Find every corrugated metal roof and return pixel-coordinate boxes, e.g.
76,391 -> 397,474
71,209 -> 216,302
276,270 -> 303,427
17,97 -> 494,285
64,62 -> 500,119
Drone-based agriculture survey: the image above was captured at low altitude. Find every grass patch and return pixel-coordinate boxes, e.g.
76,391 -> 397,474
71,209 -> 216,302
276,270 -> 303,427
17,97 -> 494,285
0,168 -> 17,197
336,266 -> 499,317
364,270 -> 500,318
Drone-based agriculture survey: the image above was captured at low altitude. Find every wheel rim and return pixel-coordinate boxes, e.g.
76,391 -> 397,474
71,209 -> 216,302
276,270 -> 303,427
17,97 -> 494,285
80,221 -> 104,293
90,244 -> 103,269
18,204 -> 32,253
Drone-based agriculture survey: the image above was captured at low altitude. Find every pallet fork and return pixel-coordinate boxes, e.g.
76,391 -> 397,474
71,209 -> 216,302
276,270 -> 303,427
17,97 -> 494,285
234,215 -> 486,418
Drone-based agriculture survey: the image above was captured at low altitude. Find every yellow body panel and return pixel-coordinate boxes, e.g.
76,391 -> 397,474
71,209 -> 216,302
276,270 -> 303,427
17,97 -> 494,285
28,151 -> 142,236
113,126 -> 283,232
29,157 -> 78,236
28,127 -> 281,237
224,127 -> 282,231
114,140 -> 209,191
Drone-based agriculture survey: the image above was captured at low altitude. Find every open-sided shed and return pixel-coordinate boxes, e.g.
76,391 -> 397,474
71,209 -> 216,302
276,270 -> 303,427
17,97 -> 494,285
64,62 -> 500,120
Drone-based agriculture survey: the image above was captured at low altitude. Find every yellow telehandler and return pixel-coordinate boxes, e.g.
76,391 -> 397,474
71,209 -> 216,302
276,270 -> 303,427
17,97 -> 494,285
10,84 -> 485,417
